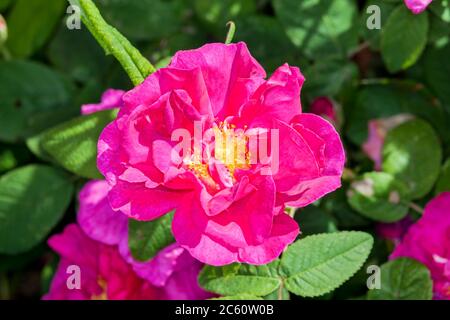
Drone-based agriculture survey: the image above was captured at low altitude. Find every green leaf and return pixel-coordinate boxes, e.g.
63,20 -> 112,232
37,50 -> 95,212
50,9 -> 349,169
0,61 -> 75,142
194,0 -> 256,36
0,165 -> 73,254
199,261 -> 281,297
211,294 -> 263,300
367,258 -> 433,300
430,0 -> 450,23
424,42 -> 450,108
273,0 -> 359,59
346,82 -> 448,146
6,0 -> 66,58
40,109 -> 118,179
436,158 -> 450,194
303,57 -> 358,99
280,232 -> 373,297
347,172 -> 410,223
97,0 -> 183,42
0,0 -> 12,12
381,5 -> 429,73
360,0 -> 396,50
382,119 -> 442,199
128,211 -> 175,262
234,15 -> 301,73
323,188 -> 371,229
47,23 -> 111,83
68,0 -> 155,86
295,205 -> 337,236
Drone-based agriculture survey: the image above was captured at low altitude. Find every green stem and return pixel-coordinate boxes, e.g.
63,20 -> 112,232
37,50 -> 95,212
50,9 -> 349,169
225,21 -> 236,44
408,202 -> 424,215
68,0 -> 155,86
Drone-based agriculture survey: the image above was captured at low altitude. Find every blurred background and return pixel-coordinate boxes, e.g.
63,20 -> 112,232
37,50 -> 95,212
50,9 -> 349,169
0,0 -> 449,299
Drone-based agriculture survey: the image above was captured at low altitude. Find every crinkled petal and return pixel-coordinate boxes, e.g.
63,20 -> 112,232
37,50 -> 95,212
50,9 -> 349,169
77,180 -> 128,246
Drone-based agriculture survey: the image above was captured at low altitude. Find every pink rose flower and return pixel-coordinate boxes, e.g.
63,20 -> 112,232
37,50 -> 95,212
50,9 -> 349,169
391,192 -> 450,300
376,216 -> 414,246
44,180 -> 211,300
81,89 -> 125,115
404,0 -> 433,14
310,97 -> 338,125
43,224 -> 163,300
362,114 -> 413,171
77,180 -> 211,300
97,42 -> 345,266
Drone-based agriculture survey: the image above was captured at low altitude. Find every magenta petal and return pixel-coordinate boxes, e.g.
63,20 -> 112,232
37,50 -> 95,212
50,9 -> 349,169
404,0 -> 433,14
77,180 -> 128,246
241,63 -> 304,124
81,89 -> 125,115
238,212 -> 299,265
277,113 -> 345,207
391,192 -> 450,299
170,42 -> 266,118
108,180 -> 182,221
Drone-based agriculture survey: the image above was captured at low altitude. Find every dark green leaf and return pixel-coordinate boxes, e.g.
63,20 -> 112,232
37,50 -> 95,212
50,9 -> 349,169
199,261 -> 281,297
367,258 -> 433,300
280,232 -> 373,297
381,5 -> 429,73
0,61 -> 75,142
128,211 -> 175,262
0,165 -> 73,254
382,119 -> 442,199
273,0 -> 359,58
436,158 -> 450,194
348,172 -> 410,222
40,109 -> 118,179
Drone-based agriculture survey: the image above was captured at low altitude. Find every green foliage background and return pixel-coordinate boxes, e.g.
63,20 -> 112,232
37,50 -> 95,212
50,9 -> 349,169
0,0 -> 449,300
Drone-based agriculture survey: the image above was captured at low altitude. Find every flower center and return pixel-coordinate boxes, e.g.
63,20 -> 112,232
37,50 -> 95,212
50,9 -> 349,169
213,122 -> 251,176
91,277 -> 108,300
184,122 -> 251,188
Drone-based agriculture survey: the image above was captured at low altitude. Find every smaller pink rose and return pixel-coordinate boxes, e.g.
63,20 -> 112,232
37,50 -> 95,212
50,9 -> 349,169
362,114 -> 414,170
310,97 -> 338,126
81,89 -> 125,115
404,0 -> 433,14
391,192 -> 450,300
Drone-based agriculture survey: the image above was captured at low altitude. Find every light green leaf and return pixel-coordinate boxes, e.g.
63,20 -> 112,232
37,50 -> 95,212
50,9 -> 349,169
0,165 -> 73,254
40,109 -> 118,179
68,0 -> 154,86
348,172 -> 410,222
273,0 -> 359,58
199,261 -> 281,297
381,5 -> 429,73
128,211 -> 175,262
367,258 -> 433,300
280,232 -> 373,297
382,119 -> 442,199
6,0 -> 66,58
